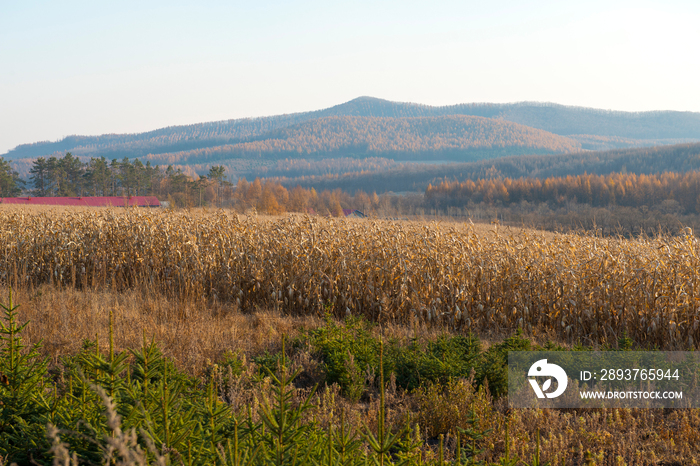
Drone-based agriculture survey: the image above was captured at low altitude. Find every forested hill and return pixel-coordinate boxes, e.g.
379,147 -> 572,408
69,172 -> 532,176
319,97 -> 700,141
134,115 -> 581,166
5,97 -> 700,163
271,142 -> 700,194
2,114 -> 311,161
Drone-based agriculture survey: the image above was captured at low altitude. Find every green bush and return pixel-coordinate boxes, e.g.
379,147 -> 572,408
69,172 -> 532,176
302,315 -> 527,398
476,329 -> 532,398
0,290 -> 51,463
252,350 -> 286,377
304,316 -> 383,401
392,334 -> 482,391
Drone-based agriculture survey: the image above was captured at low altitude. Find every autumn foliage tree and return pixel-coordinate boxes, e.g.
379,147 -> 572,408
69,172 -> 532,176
229,177 -> 377,216
426,171 -> 700,215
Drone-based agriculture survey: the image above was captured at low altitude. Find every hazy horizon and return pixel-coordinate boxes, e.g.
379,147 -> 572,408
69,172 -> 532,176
3,0 -> 699,154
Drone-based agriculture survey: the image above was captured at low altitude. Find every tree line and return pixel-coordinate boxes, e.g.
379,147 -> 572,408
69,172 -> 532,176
0,153 -> 231,207
426,171 -> 700,214
264,142 -> 700,196
27,152 -> 169,197
9,151 -> 700,237
0,158 -> 24,197
230,177 -> 387,216
1,152 -> 387,215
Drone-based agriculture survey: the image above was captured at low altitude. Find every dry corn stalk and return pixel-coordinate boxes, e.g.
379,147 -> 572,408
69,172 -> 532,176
1,208 -> 699,349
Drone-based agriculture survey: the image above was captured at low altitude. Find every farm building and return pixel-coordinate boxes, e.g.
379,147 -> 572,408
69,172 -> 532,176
0,196 -> 161,208
342,209 -> 366,218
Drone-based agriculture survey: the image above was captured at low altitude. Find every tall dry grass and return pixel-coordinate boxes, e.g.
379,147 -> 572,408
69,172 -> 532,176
3,285 -> 319,376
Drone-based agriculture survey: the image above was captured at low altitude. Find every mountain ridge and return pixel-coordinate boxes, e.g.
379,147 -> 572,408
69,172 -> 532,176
5,97 -> 700,163
132,114 -> 582,167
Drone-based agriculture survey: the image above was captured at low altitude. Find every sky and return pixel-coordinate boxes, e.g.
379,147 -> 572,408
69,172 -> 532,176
2,0 -> 700,155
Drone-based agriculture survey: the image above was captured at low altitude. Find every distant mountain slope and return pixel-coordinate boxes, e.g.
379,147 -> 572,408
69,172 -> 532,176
4,97 -> 700,163
271,142 -> 700,194
136,115 -> 581,167
565,134 -> 699,151
2,114 -> 311,161
318,97 -> 700,140
492,105 -> 700,140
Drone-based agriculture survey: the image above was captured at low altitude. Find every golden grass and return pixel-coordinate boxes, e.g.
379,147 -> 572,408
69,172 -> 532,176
5,285 -> 319,376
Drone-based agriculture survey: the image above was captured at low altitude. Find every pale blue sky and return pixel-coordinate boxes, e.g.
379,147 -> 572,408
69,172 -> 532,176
2,0 -> 699,154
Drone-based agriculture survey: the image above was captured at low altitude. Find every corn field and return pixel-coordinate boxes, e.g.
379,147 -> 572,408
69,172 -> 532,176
1,208 -> 699,349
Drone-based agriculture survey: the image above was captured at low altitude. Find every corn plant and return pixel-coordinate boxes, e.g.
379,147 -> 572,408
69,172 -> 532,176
2,209 -> 699,349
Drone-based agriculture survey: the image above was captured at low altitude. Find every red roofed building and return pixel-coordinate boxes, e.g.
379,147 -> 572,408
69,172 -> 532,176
0,196 -> 161,207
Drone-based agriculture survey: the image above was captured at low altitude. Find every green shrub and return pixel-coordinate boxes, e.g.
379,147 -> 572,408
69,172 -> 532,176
477,329 -> 532,398
392,334 -> 482,391
305,316 -> 384,400
0,290 -> 51,463
253,350 -> 286,377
